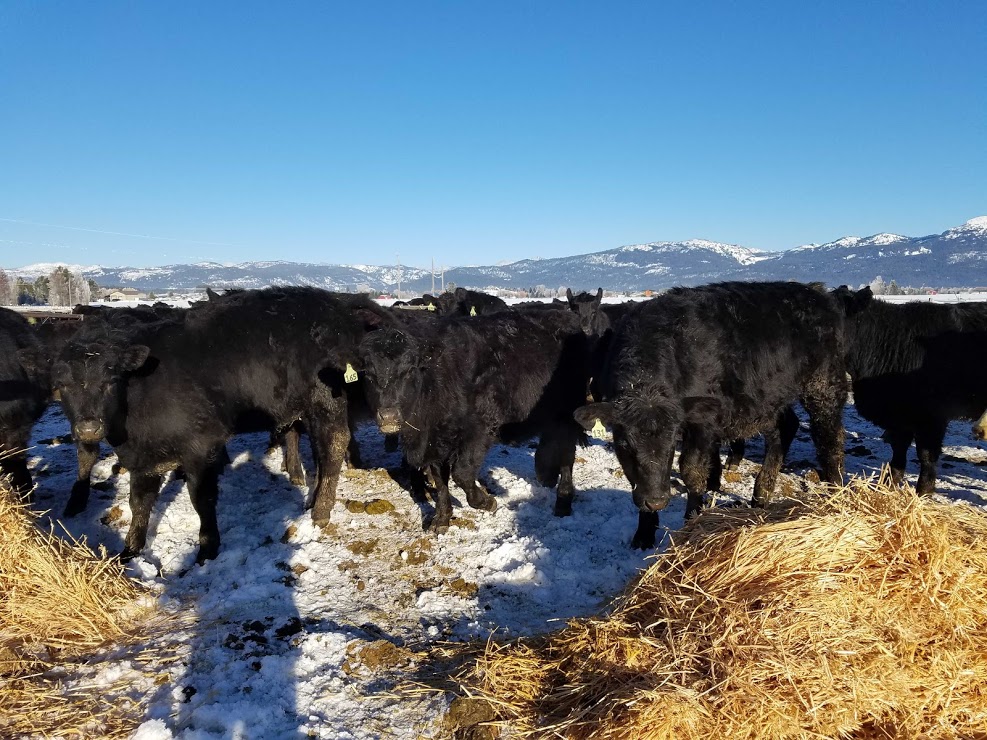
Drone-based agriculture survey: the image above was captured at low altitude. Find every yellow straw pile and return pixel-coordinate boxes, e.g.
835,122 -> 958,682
0,480 -> 164,738
459,471 -> 987,739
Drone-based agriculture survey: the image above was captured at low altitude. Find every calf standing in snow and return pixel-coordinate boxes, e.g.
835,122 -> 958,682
356,308 -> 590,530
53,287 -> 394,563
575,281 -> 861,549
841,291 -> 987,493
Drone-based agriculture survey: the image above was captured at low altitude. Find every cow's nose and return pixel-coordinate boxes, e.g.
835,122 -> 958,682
74,420 -> 104,442
376,409 -> 402,434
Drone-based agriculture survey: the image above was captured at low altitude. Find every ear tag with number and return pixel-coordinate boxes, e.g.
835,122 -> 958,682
344,363 -> 358,383
591,419 -> 608,440
426,303 -> 436,311
469,306 -> 477,316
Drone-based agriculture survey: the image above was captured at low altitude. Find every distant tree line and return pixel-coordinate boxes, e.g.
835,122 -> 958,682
0,267 -> 98,306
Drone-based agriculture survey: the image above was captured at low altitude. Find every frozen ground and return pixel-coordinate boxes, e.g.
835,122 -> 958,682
25,403 -> 987,739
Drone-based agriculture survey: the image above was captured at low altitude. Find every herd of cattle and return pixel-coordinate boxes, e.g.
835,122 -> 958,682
2,281 -> 987,566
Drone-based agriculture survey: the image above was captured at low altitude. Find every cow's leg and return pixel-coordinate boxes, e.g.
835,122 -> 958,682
779,405 -> 799,457
0,429 -> 33,500
282,423 -> 306,485
184,449 -> 226,564
914,421 -> 948,495
706,441 -> 724,492
884,428 -> 914,488
752,425 -> 785,507
450,434 -> 497,512
725,439 -> 746,470
121,471 -> 164,561
536,423 -> 579,517
384,433 -> 400,453
630,431 -> 677,550
802,385 -> 846,486
425,462 -> 453,533
679,427 -> 713,518
307,397 -> 349,528
64,441 -> 100,517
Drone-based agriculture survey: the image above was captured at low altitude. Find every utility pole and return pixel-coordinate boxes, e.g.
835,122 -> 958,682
396,253 -> 401,299
431,258 -> 435,294
441,266 -> 445,292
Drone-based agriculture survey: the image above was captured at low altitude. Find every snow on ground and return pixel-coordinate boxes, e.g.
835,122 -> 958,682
25,403 -> 987,739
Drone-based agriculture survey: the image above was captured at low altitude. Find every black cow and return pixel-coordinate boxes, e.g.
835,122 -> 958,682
43,306 -> 189,518
575,281 -> 862,549
356,308 -> 590,530
53,287 -> 394,563
840,290 -> 987,493
434,287 -> 508,317
1,308 -> 51,497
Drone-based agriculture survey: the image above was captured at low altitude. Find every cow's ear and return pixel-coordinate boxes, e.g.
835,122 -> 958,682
17,347 -> 50,376
119,345 -> 150,372
595,287 -> 603,302
683,396 -> 722,424
566,288 -> 574,303
354,307 -> 387,332
574,402 -> 615,431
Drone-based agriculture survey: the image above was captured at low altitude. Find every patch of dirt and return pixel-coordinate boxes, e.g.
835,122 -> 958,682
447,578 -> 478,598
100,505 -> 124,525
443,697 -> 500,739
281,525 -> 297,543
342,639 -> 417,676
723,470 -> 743,484
365,499 -> 396,515
346,539 -> 379,556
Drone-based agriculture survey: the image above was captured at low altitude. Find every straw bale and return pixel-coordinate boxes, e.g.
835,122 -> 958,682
456,471 -> 987,739
0,479 -> 172,738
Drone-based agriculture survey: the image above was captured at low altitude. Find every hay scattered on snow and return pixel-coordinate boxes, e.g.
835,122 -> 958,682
0,479 -> 172,739
456,470 -> 987,739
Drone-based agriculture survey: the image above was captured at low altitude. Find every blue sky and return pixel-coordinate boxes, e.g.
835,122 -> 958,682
1,1 -> 984,268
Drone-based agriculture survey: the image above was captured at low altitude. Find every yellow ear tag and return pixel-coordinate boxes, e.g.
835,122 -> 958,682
469,306 -> 477,316
591,419 -> 608,440
426,303 -> 436,311
344,363 -> 358,383
27,317 -> 37,325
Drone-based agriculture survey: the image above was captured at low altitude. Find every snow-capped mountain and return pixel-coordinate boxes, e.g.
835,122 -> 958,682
6,218 -> 987,293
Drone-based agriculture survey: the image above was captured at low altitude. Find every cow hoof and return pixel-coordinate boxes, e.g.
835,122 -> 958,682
470,495 -> 497,513
63,499 -> 87,518
289,474 -> 306,486
425,517 -> 450,534
119,547 -> 140,563
630,533 -> 656,550
553,499 -> 573,517
195,547 -> 219,565
311,514 -> 332,530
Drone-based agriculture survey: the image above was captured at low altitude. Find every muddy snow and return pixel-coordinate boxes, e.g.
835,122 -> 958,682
24,401 -> 987,739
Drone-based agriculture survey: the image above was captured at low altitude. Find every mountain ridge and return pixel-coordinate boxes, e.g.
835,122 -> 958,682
7,217 -> 987,293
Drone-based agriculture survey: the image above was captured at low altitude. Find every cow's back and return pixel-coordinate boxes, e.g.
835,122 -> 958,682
606,282 -> 846,436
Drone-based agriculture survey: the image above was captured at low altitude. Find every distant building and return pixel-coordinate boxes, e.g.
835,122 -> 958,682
106,287 -> 146,301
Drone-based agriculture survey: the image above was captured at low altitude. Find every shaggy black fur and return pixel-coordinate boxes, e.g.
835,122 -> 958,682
53,287 -> 395,563
356,308 -> 590,530
842,290 -> 987,493
0,307 -> 50,497
575,281 -> 863,549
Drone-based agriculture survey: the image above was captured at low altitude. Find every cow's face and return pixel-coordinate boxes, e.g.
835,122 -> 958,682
358,329 -> 425,434
54,340 -> 149,443
566,288 -> 605,336
575,400 -> 678,512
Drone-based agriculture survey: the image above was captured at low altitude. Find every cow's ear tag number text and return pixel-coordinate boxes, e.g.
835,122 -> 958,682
344,363 -> 358,383
591,419 -> 608,440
